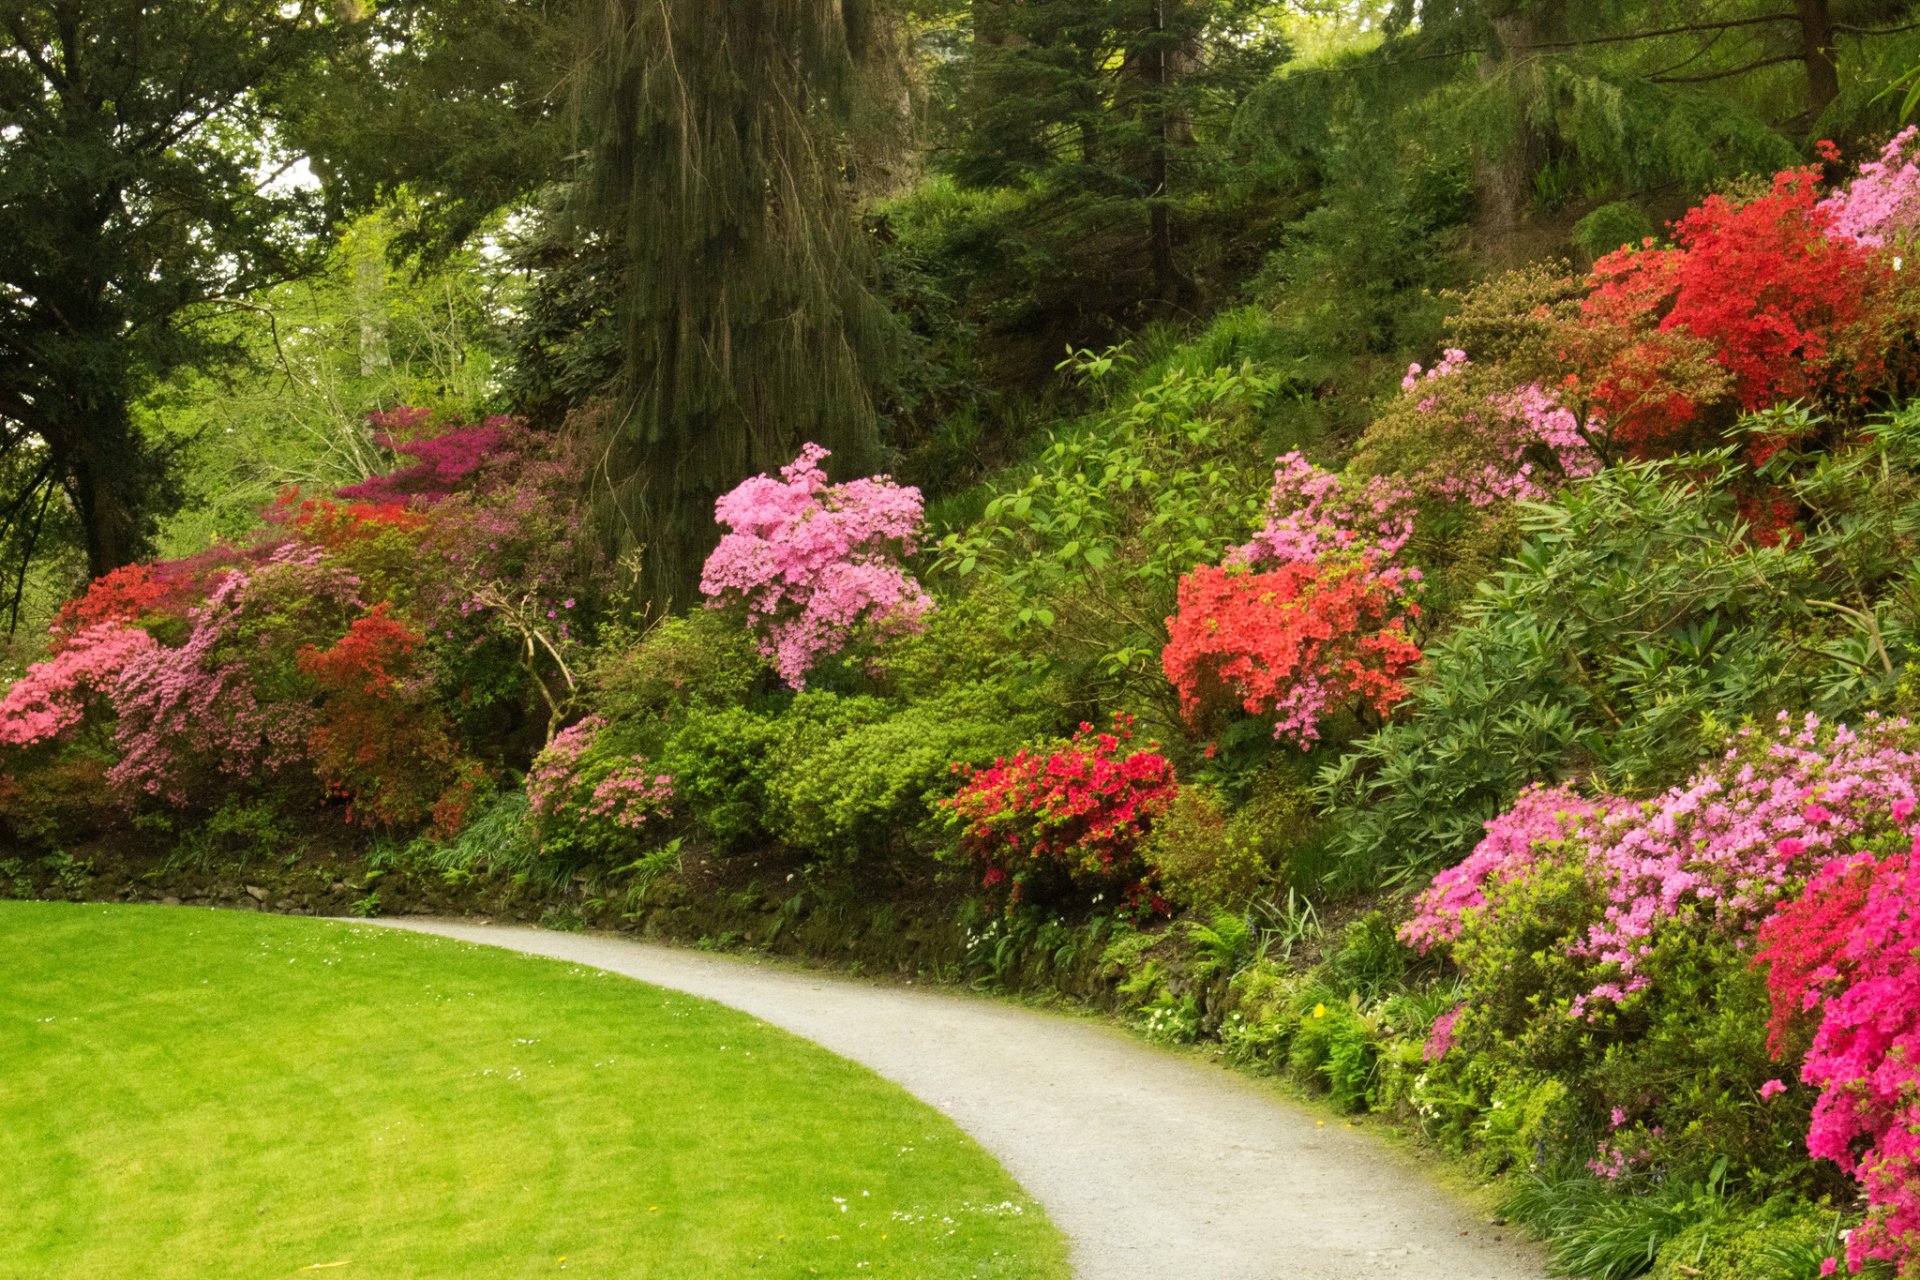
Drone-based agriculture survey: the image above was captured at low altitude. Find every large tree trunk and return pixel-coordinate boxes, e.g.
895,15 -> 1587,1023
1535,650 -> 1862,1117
1473,0 -> 1566,246
1796,0 -> 1839,118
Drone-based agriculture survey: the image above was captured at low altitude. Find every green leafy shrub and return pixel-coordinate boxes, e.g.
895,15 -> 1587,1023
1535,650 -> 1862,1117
590,610 -> 767,723
1319,451 -> 1871,886
1143,784 -> 1270,915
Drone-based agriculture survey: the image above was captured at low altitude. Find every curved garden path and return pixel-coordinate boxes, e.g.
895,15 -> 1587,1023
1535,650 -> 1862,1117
368,918 -> 1544,1280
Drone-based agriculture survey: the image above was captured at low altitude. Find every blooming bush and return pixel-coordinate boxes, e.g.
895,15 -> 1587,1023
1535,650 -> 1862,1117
1400,783 -> 1600,953
1581,166 -> 1895,456
298,604 -> 476,832
526,716 -> 676,866
1162,557 -> 1421,749
700,443 -> 933,688
336,413 -> 511,505
0,625 -> 156,750
942,714 -> 1176,914
1758,838 -> 1920,1277
1164,449 -> 1422,750
1821,127 -> 1920,250
1234,452 -> 1416,568
1386,352 -> 1603,507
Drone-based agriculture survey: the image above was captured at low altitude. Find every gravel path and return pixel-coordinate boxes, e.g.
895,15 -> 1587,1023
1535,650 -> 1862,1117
370,919 -> 1544,1280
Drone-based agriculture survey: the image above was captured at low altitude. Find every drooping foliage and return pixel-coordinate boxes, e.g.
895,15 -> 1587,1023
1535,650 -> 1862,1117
567,0 -> 903,607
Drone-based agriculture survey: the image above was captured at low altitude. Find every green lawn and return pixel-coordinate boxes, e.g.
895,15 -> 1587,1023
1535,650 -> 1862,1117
0,903 -> 1069,1280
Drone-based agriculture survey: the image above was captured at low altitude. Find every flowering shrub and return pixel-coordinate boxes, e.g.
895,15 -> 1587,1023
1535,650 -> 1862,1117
1387,351 -> 1603,507
1400,783 -> 1600,953
1582,167 -> 1894,455
1161,558 -> 1421,748
1565,714 -> 1920,1014
107,565 -> 325,805
298,604 -> 474,832
336,415 -> 511,505
942,715 -> 1176,914
1234,452 -> 1416,568
0,625 -> 156,750
1821,127 -> 1920,249
1758,838 -> 1920,1277
47,565 -> 185,649
700,443 -> 933,688
527,716 -> 676,865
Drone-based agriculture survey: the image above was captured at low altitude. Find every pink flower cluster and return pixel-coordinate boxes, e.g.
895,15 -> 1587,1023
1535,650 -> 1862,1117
0,625 -> 156,749
1234,452 -> 1416,568
1401,350 -> 1601,506
1760,839 -> 1920,1275
107,567 -> 316,804
1571,713 -> 1920,1014
528,715 -> 674,842
1400,783 -> 1601,953
1820,127 -> 1920,249
526,716 -> 604,821
586,762 -> 675,830
1423,1004 -> 1463,1062
700,444 -> 933,688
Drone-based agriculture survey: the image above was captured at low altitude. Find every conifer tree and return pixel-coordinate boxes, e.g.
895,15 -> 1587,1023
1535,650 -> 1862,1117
953,0 -> 1287,314
568,0 -> 902,609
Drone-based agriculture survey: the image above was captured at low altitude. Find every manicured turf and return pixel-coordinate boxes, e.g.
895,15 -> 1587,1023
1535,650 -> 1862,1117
0,903 -> 1069,1279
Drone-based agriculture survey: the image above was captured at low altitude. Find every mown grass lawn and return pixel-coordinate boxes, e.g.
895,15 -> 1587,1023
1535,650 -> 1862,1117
0,902 -> 1069,1280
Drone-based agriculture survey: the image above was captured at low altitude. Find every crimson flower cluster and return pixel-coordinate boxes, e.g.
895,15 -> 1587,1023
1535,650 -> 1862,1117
942,715 -> 1176,915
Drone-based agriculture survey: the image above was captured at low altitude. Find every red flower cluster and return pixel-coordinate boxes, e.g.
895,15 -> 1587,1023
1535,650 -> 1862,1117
942,715 -> 1176,915
298,604 -> 467,833
1582,167 -> 1895,458
1161,558 -> 1421,749
48,564 -> 185,650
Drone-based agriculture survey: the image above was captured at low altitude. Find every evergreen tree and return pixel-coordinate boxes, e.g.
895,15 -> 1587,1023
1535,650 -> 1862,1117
567,0 -> 904,610
953,0 -> 1289,315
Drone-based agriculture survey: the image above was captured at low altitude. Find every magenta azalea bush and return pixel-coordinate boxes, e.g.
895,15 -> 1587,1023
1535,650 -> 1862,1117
700,443 -> 933,688
1234,451 -> 1415,569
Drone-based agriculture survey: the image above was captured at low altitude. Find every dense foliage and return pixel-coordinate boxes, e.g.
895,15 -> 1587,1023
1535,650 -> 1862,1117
25,8 -> 1920,1277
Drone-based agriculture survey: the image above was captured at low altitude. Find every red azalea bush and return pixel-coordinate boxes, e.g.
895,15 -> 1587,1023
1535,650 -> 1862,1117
1163,557 -> 1421,749
298,604 -> 477,833
942,715 -> 1176,914
1580,167 -> 1897,458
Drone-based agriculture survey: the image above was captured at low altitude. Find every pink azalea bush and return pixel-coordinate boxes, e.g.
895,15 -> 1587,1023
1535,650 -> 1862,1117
1410,712 -> 1920,1269
108,546 -> 365,805
1400,783 -> 1601,952
1820,127 -> 1920,249
1234,452 -> 1416,569
700,443 -> 933,688
0,625 -> 155,750
1396,349 -> 1602,507
527,715 -> 676,864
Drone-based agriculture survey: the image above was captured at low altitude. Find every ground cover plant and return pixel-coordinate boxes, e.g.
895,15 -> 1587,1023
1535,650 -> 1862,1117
0,902 -> 1068,1280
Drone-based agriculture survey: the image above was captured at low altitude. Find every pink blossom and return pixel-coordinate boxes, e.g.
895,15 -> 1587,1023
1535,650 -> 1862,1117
1759,1078 -> 1787,1101
700,444 -> 933,688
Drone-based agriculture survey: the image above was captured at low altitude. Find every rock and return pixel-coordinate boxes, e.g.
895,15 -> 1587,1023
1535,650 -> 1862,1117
274,898 -> 295,912
161,896 -> 180,907
244,885 -> 268,902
